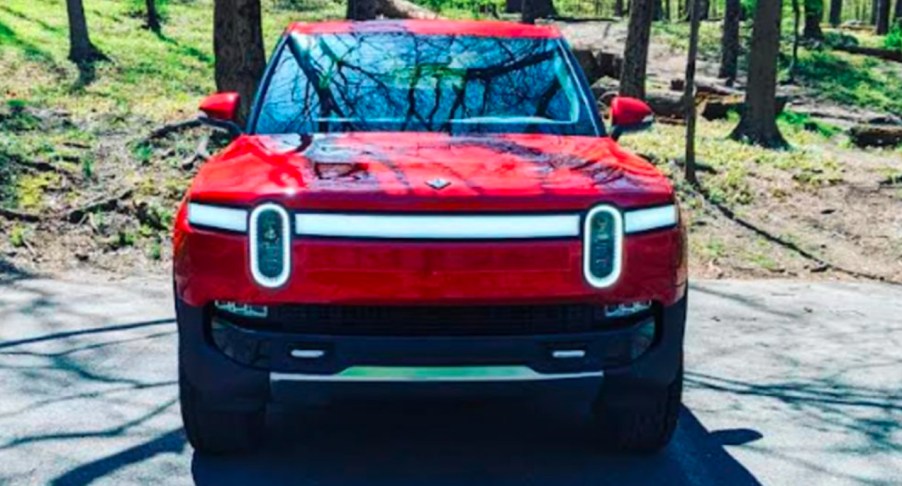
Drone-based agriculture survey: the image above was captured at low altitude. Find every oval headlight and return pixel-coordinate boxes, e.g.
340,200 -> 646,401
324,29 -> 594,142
249,203 -> 291,288
583,205 -> 623,288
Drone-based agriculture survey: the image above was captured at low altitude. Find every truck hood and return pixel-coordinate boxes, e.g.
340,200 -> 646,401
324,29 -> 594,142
189,132 -> 673,211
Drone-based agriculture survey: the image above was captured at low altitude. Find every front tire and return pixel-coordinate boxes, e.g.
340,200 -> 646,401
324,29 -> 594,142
179,366 -> 265,454
591,364 -> 683,454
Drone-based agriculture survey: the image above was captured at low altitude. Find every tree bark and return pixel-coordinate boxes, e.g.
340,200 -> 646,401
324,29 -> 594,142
506,0 -> 522,13
719,0 -> 741,83
65,0 -> 101,63
145,0 -> 161,33
829,0 -> 842,25
895,0 -> 902,19
654,0 -> 665,20
803,0 -> 824,38
875,0 -> 891,33
730,0 -> 787,148
849,125 -> 902,147
347,0 -> 379,19
614,0 -> 625,16
620,0 -> 656,99
790,0 -> 801,81
214,0 -> 266,122
522,0 -> 556,23
685,0 -> 702,185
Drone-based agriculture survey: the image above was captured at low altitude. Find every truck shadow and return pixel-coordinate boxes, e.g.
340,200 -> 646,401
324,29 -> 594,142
191,402 -> 762,485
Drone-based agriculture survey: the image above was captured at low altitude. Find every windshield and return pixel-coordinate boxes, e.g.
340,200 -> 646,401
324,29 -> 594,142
251,33 -> 600,136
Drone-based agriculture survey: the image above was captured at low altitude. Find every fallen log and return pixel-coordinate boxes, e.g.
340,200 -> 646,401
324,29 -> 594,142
849,125 -> 902,148
0,208 -> 42,222
645,91 -> 688,120
65,189 -> 134,223
670,76 -> 743,96
832,44 -> 902,63
378,0 -> 442,19
701,95 -> 790,120
571,47 -> 603,84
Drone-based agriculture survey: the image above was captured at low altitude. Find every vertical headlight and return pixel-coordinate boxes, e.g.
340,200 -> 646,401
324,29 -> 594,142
249,203 -> 291,288
583,205 -> 623,288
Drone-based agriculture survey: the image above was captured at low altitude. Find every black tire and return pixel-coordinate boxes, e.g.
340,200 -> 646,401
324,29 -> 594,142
591,365 -> 683,454
179,367 -> 265,454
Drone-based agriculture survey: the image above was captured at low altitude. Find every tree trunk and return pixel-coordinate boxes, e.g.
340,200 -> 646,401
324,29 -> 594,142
654,0 -> 665,20
65,0 -> 101,63
719,0 -> 741,83
685,0 -> 702,185
730,0 -> 787,148
214,0 -> 266,122
872,0 -> 879,24
522,0 -> 555,23
620,0 -> 656,99
145,0 -> 161,33
347,0 -> 379,19
614,0 -> 625,16
895,0 -> 902,19
829,0 -> 842,25
876,0 -> 891,33
506,0 -> 522,13
790,0 -> 801,81
803,0 -> 824,38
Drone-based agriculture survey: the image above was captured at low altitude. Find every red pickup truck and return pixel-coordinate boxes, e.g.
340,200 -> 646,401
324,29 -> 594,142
174,19 -> 688,454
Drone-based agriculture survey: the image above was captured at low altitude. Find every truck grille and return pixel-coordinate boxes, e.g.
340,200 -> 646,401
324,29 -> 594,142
216,304 -> 650,336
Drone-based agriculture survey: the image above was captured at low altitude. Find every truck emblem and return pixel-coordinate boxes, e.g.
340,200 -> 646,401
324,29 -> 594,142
426,178 -> 451,190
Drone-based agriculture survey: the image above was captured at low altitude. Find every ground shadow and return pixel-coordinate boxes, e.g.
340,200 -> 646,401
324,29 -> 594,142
190,401 -> 762,485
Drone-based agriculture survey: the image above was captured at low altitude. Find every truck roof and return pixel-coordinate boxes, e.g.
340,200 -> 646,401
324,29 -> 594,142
286,19 -> 563,39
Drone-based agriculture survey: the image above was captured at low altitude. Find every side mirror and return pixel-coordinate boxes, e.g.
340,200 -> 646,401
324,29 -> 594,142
199,92 -> 242,136
610,96 -> 654,141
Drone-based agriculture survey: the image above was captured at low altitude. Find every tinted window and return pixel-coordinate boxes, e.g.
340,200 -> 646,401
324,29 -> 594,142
253,33 -> 599,136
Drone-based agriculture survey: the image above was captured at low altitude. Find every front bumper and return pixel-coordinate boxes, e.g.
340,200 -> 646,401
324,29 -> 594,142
176,294 -> 687,411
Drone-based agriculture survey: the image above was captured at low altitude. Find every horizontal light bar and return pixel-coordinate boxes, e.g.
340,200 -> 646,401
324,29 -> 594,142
271,366 -> 604,383
188,204 -> 678,237
188,203 -> 247,232
295,213 -> 581,240
624,204 -> 678,234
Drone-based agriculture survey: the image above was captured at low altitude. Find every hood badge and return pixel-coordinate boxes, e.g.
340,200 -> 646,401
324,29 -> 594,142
426,178 -> 451,190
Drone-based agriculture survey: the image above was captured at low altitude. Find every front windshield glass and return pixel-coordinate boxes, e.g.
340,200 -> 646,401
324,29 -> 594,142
252,32 -> 600,136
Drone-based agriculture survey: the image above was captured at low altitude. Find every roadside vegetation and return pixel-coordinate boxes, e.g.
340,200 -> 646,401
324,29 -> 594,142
1,0 -> 901,282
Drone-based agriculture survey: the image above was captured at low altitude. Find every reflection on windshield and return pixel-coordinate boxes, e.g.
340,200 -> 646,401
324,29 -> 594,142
253,33 -> 598,136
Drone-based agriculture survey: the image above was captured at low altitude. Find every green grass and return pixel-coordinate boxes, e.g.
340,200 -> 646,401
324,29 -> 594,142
787,48 -> 902,117
0,0 -> 343,122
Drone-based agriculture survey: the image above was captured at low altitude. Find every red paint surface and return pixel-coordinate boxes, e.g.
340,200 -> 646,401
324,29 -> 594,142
199,92 -> 240,122
286,20 -> 562,39
173,132 -> 685,308
187,132 -> 674,211
611,96 -> 654,128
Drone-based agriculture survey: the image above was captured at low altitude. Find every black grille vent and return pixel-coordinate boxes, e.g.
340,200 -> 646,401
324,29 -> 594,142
217,304 -> 650,336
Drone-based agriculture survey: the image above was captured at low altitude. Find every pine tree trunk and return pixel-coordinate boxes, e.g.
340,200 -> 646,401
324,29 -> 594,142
829,0 -> 843,25
685,0 -> 702,185
522,0 -> 556,23
790,0 -> 801,81
876,0 -> 891,33
654,0 -> 665,20
214,0 -> 266,122
506,0 -> 522,13
66,0 -> 100,63
719,0 -> 741,82
347,0 -> 379,19
615,0 -> 625,16
803,0 -> 824,38
895,0 -> 902,19
620,0 -> 655,99
145,0 -> 161,33
730,0 -> 787,148
872,0 -> 879,24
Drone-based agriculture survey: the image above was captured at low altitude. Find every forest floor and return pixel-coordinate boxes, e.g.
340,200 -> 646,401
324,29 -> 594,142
1,0 -> 901,283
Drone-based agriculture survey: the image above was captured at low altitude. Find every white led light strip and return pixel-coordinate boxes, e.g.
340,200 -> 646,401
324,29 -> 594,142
186,204 -> 677,238
623,204 -> 678,234
294,213 -> 581,240
187,203 -> 247,232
